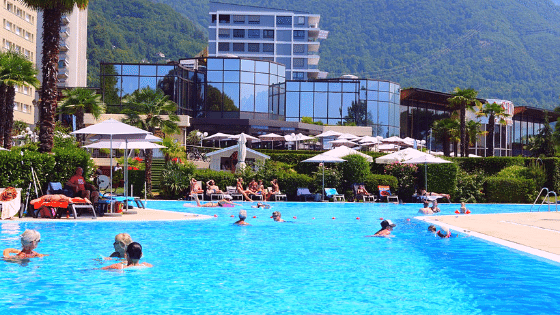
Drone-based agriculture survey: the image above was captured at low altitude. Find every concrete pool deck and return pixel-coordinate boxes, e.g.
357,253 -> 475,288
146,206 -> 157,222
417,211 -> 560,263
6,207 -> 212,222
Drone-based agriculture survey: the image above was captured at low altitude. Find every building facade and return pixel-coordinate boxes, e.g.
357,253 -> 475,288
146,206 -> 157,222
36,4 -> 88,90
208,2 -> 328,80
1,0 -> 37,126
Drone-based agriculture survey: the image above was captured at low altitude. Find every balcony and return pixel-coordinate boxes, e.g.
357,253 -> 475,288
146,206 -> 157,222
60,28 -> 69,38
59,42 -> 69,51
307,55 -> 320,66
61,15 -> 70,25
58,70 -> 69,79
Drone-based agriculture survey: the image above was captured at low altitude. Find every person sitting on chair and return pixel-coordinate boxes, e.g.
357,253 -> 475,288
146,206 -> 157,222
265,179 -> 281,201
206,180 -> 224,195
356,185 -> 370,196
190,178 -> 204,196
66,167 -> 99,204
236,178 -> 254,201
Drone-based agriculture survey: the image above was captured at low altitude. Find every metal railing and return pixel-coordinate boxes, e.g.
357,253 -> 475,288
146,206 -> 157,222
531,187 -> 558,212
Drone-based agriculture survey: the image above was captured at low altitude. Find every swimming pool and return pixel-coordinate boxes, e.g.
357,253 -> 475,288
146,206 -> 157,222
1,201 -> 559,314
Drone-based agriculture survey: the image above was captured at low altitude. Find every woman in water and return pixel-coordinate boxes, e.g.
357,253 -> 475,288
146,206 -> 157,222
103,242 -> 152,270
3,229 -> 47,259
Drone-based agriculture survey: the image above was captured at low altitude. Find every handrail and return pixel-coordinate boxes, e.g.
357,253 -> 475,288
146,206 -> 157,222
531,187 -> 558,212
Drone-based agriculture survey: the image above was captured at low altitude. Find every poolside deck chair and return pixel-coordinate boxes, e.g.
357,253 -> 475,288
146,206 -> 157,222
378,185 -> 399,203
268,187 -> 287,201
226,186 -> 244,201
206,188 -> 224,201
0,187 -> 22,220
47,182 -> 74,197
325,188 -> 345,202
297,187 -> 315,201
250,191 -> 264,201
31,195 -> 96,219
353,184 -> 376,202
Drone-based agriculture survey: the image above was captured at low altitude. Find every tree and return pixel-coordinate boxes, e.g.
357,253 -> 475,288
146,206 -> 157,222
343,100 -> 373,126
447,88 -> 481,157
22,0 -> 89,153
122,87 -> 180,195
0,51 -> 40,149
58,87 -> 106,143
478,102 -> 510,156
465,120 -> 485,156
528,114 -> 555,157
432,118 -> 459,157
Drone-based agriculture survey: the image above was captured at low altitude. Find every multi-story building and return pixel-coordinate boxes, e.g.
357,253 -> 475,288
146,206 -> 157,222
208,2 -> 328,80
0,0 -> 37,126
36,4 -> 88,90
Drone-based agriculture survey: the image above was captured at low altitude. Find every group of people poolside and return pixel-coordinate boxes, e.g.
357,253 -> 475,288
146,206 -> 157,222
190,177 -> 282,202
3,230 -> 151,270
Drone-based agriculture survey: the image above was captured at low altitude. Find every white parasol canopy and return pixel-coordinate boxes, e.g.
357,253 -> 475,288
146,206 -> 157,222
204,132 -> 233,140
381,136 -> 407,145
302,153 -> 346,200
404,153 -> 451,191
375,148 -> 431,164
328,139 -> 358,147
72,119 -> 149,209
258,133 -> 285,149
337,133 -> 360,140
83,141 -> 165,150
324,145 -> 374,162
314,130 -> 343,138
229,133 -> 260,142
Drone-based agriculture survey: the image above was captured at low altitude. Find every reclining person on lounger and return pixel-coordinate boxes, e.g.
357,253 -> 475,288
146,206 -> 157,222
66,167 -> 99,204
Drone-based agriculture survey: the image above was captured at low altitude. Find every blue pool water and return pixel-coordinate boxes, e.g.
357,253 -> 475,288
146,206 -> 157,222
1,201 -> 559,314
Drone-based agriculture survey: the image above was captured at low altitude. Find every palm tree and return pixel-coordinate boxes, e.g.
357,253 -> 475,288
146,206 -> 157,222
477,102 -> 510,156
466,120 -> 485,157
58,87 -> 106,143
447,88 -> 481,157
21,0 -> 89,153
432,118 -> 459,157
0,51 -> 40,149
122,87 -> 180,195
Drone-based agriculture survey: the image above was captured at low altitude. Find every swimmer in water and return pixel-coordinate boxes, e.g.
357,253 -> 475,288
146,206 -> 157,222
252,202 -> 270,209
3,229 -> 48,259
102,242 -> 152,270
109,233 -> 133,258
234,210 -> 250,226
271,211 -> 285,222
367,220 -> 396,237
191,193 -> 239,207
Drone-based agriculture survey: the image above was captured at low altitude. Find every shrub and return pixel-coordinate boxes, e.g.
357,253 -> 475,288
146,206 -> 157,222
384,162 -> 418,199
160,162 -> 196,198
193,168 -> 236,191
416,162 -> 458,197
453,156 -> 524,175
277,173 -> 313,199
454,168 -> 486,203
341,154 -> 370,190
363,174 -> 398,195
256,160 -> 293,181
311,166 -> 342,193
485,177 -> 535,203
128,170 -> 146,196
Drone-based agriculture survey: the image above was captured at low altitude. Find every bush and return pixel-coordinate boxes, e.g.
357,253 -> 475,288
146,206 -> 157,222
277,173 -> 313,200
383,162 -> 418,199
128,170 -> 146,196
416,162 -> 458,197
160,162 -> 196,198
193,168 -> 236,191
496,164 -> 545,197
341,154 -> 370,190
453,157 -> 524,175
454,168 -> 486,203
311,166 -> 342,193
256,160 -> 293,181
363,174 -> 398,195
485,177 -> 536,203
539,158 -> 560,193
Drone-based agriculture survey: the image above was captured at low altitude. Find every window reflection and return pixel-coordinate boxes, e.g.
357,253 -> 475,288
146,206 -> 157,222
241,72 -> 254,84
241,59 -> 255,72
300,92 -> 313,117
314,93 -> 327,119
139,77 -> 157,90
208,58 -> 224,71
255,85 -> 268,112
224,58 -> 240,70
122,65 -> 139,75
121,76 -> 139,97
157,65 -> 175,76
378,102 -> 389,125
328,92 -> 341,118
240,83 -> 254,112
140,65 -> 157,76
286,92 -> 299,118
223,83 -> 240,111
207,82 -> 223,111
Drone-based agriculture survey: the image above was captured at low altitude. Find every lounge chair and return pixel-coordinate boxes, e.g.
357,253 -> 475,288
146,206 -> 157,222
378,185 -> 399,203
226,186 -> 244,201
268,187 -> 287,201
206,188 -> 224,201
325,188 -> 345,202
353,184 -> 376,202
31,194 -> 96,219
297,187 -> 315,201
0,187 -> 22,220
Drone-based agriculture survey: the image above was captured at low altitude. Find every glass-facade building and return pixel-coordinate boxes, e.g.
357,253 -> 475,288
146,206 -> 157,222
283,79 -> 401,137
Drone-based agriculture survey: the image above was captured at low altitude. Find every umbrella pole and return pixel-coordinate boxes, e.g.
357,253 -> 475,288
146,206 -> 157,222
322,162 -> 325,201
110,134 -> 113,213
124,140 -> 128,208
424,162 -> 427,191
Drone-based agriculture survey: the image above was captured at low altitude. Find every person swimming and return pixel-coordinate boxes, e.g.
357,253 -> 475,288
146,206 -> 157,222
109,233 -> 133,258
185,193 -> 239,208
3,229 -> 48,259
436,226 -> 452,238
102,242 -> 153,270
271,211 -> 285,222
252,202 -> 271,209
234,210 -> 250,225
455,202 -> 471,214
418,201 -> 434,215
367,220 -> 396,237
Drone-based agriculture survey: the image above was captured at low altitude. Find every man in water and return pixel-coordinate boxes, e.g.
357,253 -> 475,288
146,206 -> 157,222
367,220 -> 396,237
418,201 -> 434,215
234,210 -> 250,225
271,211 -> 285,222
102,242 -> 152,270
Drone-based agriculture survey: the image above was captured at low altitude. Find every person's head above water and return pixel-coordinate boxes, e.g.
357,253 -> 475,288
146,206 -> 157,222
126,242 -> 143,260
238,210 -> 247,220
20,229 -> 40,249
423,201 -> 430,208
114,233 -> 133,255
428,225 -> 437,233
380,219 -> 396,230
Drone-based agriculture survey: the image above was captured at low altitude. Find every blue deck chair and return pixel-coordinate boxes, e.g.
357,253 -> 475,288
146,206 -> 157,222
325,188 -> 345,202
297,187 -> 315,201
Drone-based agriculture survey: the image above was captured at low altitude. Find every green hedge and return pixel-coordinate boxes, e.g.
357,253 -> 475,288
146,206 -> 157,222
485,177 -> 536,203
277,173 -> 313,199
363,174 -> 398,195
128,170 -> 146,196
193,168 -> 237,191
416,163 -> 458,197
453,157 -> 525,175
536,158 -> 560,193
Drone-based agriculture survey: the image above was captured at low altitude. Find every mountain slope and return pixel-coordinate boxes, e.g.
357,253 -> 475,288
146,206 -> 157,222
147,0 -> 560,109
87,0 -> 207,86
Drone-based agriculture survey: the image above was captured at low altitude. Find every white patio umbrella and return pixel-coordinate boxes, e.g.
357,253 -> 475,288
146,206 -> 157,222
314,130 -> 343,138
337,133 -> 360,140
302,153 -> 346,200
258,133 -> 285,149
204,132 -> 234,147
381,136 -> 407,145
324,145 -> 374,162
229,133 -> 260,142
404,154 -> 451,191
359,136 -> 381,144
375,148 -> 431,164
71,119 -> 149,209
236,133 -> 247,171
328,139 -> 358,147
